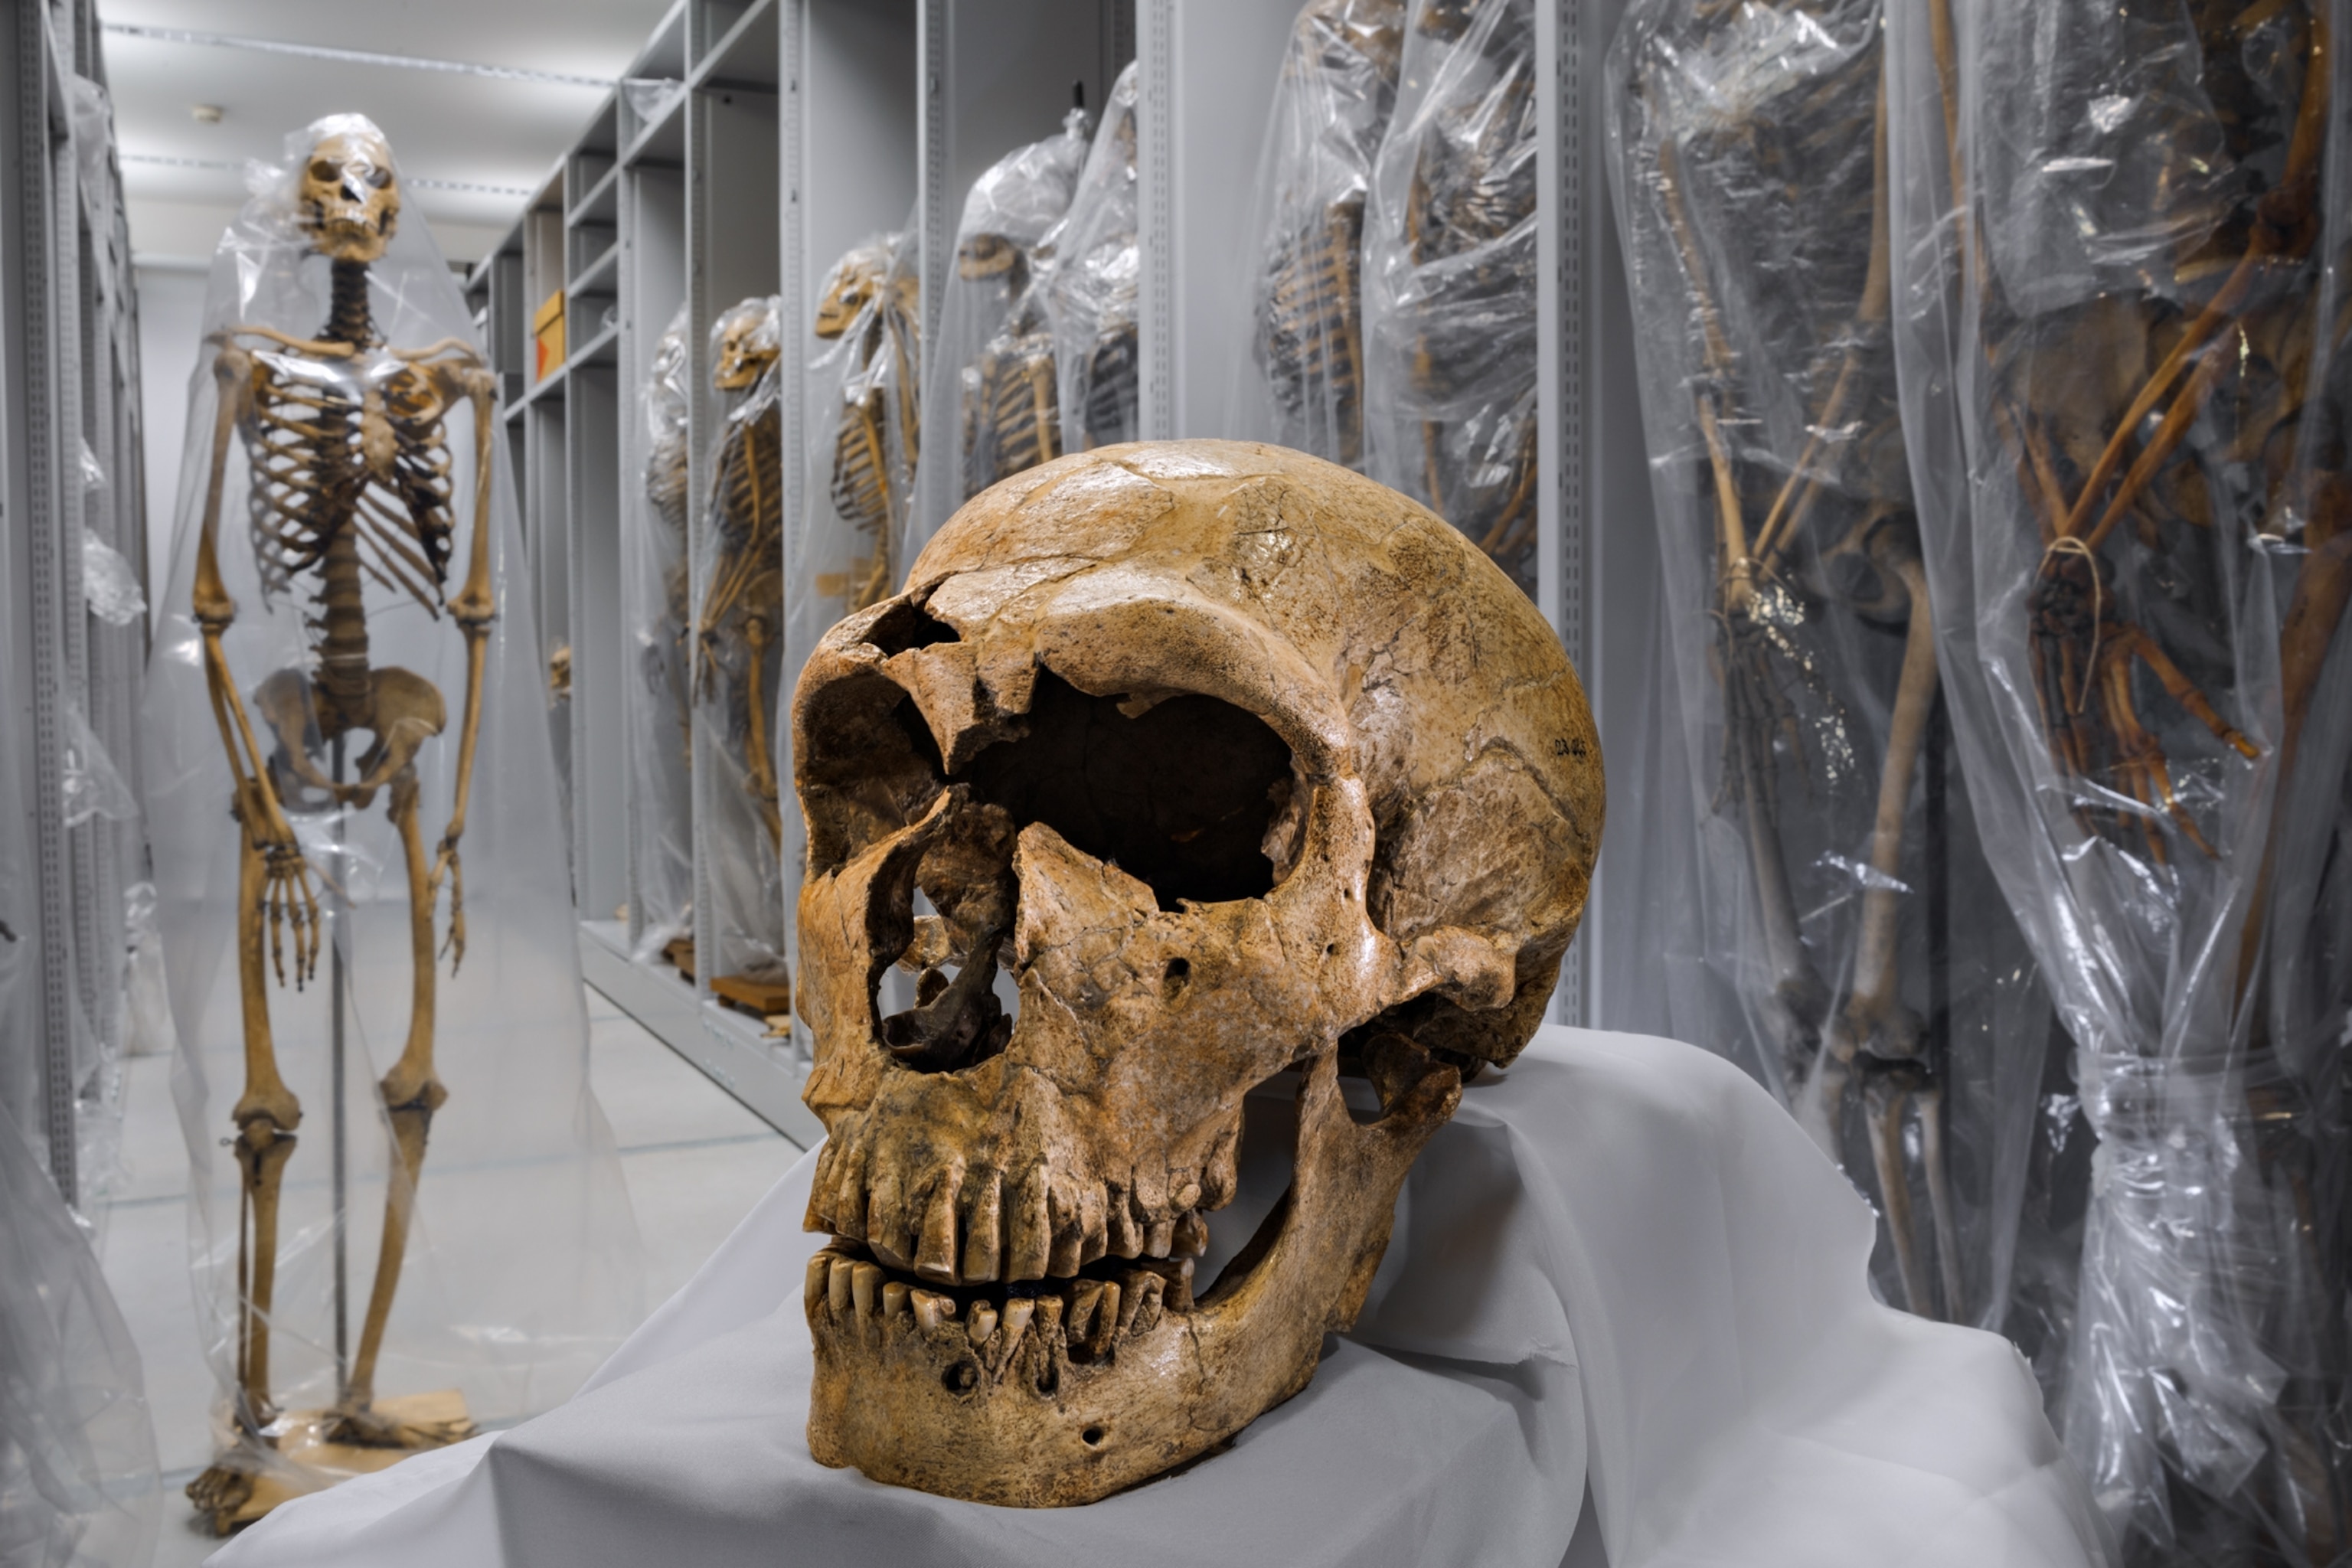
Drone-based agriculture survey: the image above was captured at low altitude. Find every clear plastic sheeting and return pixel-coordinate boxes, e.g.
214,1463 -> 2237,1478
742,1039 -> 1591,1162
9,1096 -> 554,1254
81,527 -> 145,628
1047,62 -> 1142,456
0,1100 -> 160,1568
1247,0 -> 1406,470
625,305 -> 695,965
692,296 -> 790,1002
910,111 -> 1089,565
1605,0 -> 2055,1348
1361,0 -> 1539,594
1884,1 -> 2352,1560
142,115 -> 642,1518
60,701 -> 136,833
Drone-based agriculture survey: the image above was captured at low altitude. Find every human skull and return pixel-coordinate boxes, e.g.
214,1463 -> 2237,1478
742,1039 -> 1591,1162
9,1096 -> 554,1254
711,297 -> 782,390
813,247 -> 889,343
296,121 -> 400,263
792,439 -> 1602,1506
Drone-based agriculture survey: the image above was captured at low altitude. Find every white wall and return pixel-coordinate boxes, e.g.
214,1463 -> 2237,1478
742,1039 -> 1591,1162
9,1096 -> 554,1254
133,263 -> 212,635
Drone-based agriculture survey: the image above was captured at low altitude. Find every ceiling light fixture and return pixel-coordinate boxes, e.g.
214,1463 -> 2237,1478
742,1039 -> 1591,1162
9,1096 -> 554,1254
191,103 -> 224,124
103,23 -> 615,90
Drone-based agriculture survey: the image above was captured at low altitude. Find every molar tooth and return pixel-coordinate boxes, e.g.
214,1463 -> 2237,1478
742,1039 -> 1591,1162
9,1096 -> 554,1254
1006,1167 -> 1050,1282
1130,1273 -> 1166,1337
962,1168 -> 1003,1282
968,1303 -> 999,1348
828,1255 -> 855,1315
910,1289 -> 955,1334
1077,1183 -> 1107,1265
805,1253 -> 832,1311
1173,1210 -> 1208,1257
882,1280 -> 911,1323
915,1165 -> 964,1282
1145,1219 -> 1174,1258
1068,1279 -> 1104,1341
852,1261 -> 882,1318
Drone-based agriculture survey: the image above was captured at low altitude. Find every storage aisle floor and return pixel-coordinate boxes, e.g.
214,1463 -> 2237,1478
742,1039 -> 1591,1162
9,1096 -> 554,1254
100,985 -> 804,1568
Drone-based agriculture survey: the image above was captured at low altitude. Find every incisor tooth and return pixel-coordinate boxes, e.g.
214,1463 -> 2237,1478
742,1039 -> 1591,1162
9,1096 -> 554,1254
968,1303 -> 999,1348
1000,1296 -> 1034,1344
828,1256 -> 854,1315
962,1169 -> 1003,1282
1047,1183 -> 1083,1278
1145,1219 -> 1174,1257
916,1167 -> 963,1282
1036,1292 -> 1067,1345
852,1261 -> 882,1318
1171,1178 -> 1201,1210
882,1280 -> 911,1321
1006,1167 -> 1050,1281
867,1165 -> 908,1266
1116,1271 -> 1148,1337
910,1289 -> 954,1334
805,1253 -> 832,1310
830,1135 -> 870,1242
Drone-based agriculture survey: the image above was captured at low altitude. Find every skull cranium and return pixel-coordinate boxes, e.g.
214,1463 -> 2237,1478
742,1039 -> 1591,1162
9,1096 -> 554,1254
792,439 -> 1602,1506
296,120 -> 400,263
711,297 -> 783,391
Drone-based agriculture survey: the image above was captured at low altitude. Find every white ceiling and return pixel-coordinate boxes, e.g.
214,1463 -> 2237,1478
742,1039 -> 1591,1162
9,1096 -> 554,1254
103,0 -> 680,264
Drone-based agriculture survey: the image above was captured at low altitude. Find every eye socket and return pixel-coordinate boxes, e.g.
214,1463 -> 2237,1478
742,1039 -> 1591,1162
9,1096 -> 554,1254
364,165 -> 392,188
309,158 -> 338,182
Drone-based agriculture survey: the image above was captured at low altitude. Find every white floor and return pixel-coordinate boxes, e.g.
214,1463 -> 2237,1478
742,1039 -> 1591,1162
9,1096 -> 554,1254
101,985 -> 804,1568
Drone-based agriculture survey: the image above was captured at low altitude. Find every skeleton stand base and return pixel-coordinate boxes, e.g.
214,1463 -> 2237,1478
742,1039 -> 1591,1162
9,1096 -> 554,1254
187,1389 -> 476,1536
711,972 -> 792,1018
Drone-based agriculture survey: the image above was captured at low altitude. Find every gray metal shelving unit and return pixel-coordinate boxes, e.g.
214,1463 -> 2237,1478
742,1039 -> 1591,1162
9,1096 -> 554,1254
470,0 -> 1651,1145
1,0 -> 148,1210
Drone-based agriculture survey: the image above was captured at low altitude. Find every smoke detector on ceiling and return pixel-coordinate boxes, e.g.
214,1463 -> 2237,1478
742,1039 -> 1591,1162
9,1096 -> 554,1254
191,104 -> 224,124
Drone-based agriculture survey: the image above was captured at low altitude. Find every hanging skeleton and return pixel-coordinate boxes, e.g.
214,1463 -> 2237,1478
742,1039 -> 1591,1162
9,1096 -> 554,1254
1609,0 -> 2035,1325
694,299 -> 786,856
1253,0 -> 1405,470
1363,0 -> 1540,592
1901,0 -> 2351,1553
183,122 -> 488,1522
1047,64 -> 1142,454
645,310 -> 694,762
962,267 -> 1063,499
812,241 -> 920,614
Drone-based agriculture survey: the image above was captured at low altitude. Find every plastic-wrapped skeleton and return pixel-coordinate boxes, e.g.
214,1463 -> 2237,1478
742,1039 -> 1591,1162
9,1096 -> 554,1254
1254,0 -> 1404,470
1396,0 -> 1538,573
644,316 -> 694,761
694,302 -> 786,851
814,245 -> 920,611
185,124 -> 489,1506
1628,14 -> 1962,1315
960,237 -> 1062,498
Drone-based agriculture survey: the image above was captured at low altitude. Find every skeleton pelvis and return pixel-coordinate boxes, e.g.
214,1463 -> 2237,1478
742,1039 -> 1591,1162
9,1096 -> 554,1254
256,663 -> 447,808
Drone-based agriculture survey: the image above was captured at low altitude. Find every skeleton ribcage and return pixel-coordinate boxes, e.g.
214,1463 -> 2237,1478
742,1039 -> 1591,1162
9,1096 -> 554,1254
963,327 -> 1060,498
1259,197 -> 1369,466
1079,324 -> 1139,451
243,358 -> 456,615
829,384 -> 892,548
701,403 -> 785,750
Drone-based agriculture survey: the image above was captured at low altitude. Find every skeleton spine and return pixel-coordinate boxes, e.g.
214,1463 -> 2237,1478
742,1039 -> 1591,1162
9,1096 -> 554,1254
314,256 -> 375,722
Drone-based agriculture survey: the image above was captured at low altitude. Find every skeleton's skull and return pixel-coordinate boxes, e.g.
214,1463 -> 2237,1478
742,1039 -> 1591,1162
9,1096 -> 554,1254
813,247 -> 888,343
296,122 -> 400,263
711,297 -> 782,390
792,440 -> 1602,1506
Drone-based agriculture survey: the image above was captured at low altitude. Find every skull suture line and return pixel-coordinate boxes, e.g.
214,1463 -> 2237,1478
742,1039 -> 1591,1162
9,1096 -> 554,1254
793,439 -> 1602,1506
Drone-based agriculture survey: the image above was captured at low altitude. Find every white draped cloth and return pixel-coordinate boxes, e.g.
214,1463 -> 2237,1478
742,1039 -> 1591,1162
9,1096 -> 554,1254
211,1028 -> 2110,1567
